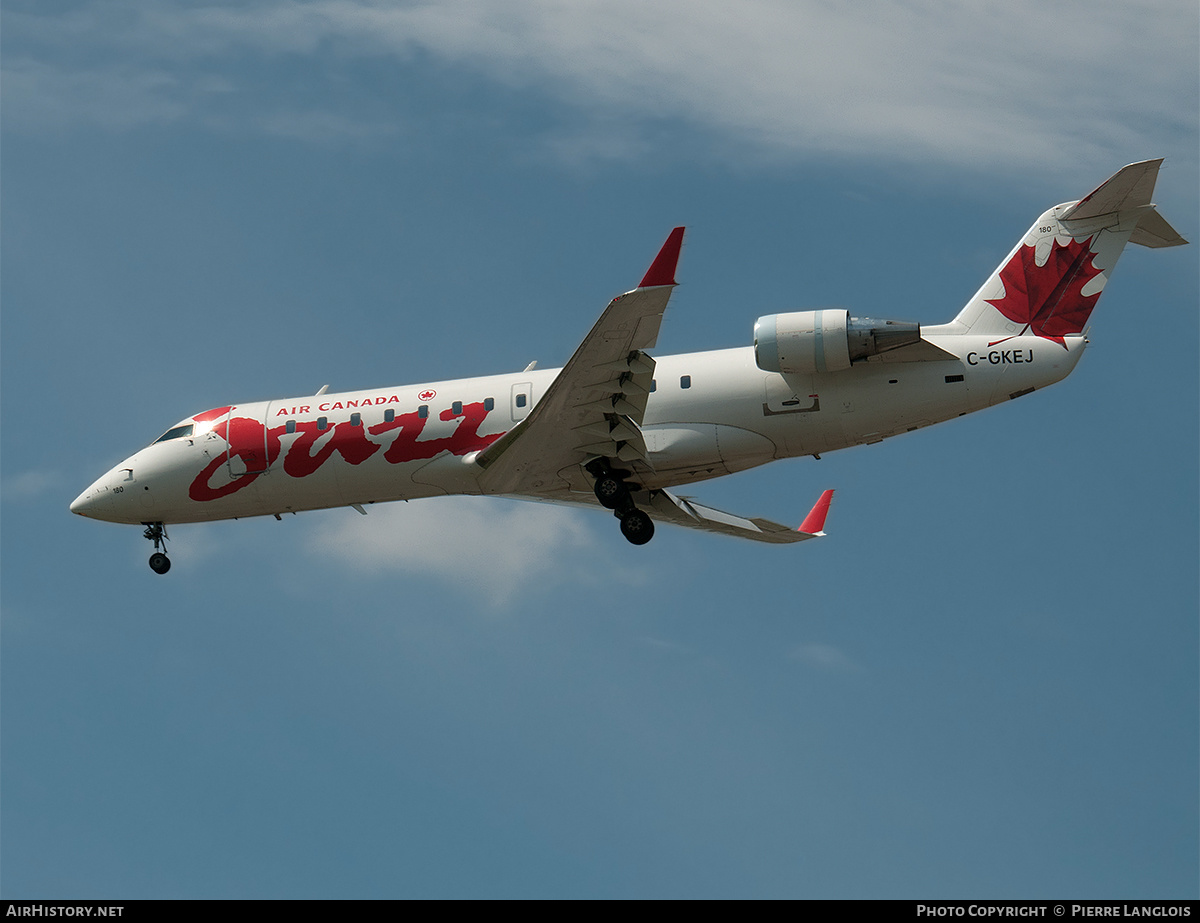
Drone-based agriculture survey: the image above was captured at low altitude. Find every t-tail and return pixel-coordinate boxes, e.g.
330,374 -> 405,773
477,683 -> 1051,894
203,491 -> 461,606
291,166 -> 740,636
944,160 -> 1186,345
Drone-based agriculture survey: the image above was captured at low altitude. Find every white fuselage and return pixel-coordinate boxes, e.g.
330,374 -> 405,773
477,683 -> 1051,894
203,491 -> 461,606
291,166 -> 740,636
70,160 -> 1184,559
71,334 -> 1085,526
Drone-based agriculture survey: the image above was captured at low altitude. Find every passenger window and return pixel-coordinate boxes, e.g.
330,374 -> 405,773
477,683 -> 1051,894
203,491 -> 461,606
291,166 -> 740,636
384,409 -> 395,423
350,412 -> 361,427
452,401 -> 463,415
484,397 -> 494,411
418,405 -> 429,419
650,380 -> 657,392
317,416 -> 328,431
680,375 -> 691,389
285,420 -> 296,434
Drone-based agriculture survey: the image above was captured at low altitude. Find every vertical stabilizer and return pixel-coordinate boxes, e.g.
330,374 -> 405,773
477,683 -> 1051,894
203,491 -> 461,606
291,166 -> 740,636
946,160 -> 1185,343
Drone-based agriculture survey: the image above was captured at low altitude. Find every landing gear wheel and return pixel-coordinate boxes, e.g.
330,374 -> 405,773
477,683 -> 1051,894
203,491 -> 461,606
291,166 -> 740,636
142,522 -> 172,574
594,476 -> 627,510
619,509 -> 655,545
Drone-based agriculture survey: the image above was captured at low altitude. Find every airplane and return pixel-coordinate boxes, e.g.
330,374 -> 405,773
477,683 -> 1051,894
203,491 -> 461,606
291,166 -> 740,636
71,160 -> 1185,574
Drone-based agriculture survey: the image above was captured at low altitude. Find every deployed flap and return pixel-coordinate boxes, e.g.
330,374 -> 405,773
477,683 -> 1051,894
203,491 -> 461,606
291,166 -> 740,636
645,487 -> 832,544
475,229 -> 685,494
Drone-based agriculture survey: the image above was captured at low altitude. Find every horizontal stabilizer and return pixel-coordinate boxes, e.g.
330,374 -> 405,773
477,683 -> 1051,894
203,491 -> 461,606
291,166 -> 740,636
1129,208 -> 1188,248
1061,159 -> 1162,220
1058,159 -> 1185,249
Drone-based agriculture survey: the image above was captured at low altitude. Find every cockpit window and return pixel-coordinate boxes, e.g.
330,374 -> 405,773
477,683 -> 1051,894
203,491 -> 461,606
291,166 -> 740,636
153,424 -> 194,444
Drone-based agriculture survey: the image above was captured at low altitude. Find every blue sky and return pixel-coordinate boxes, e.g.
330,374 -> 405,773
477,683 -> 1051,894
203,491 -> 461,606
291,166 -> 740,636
3,0 -> 1196,899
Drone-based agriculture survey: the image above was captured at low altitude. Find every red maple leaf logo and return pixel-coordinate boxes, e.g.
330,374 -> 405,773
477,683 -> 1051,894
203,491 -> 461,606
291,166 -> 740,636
986,236 -> 1102,347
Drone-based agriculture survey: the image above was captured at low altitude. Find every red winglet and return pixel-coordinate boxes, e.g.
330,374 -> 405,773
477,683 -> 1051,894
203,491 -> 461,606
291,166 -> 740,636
798,489 -> 834,535
638,227 -> 685,288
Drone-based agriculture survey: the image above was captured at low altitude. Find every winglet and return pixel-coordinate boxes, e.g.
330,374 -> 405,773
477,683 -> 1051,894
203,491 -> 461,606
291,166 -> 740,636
638,227 -> 685,288
798,489 -> 834,535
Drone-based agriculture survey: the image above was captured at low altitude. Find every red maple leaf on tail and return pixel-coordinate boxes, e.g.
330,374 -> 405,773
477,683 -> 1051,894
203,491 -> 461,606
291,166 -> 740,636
985,236 -> 1103,347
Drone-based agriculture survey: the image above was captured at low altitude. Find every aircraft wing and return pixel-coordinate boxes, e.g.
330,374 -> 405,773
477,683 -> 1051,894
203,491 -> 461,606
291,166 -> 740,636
643,487 -> 834,544
475,228 -> 684,494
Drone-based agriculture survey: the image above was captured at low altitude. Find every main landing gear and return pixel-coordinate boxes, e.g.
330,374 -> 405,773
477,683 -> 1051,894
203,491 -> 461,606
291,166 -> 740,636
586,460 -> 655,546
143,522 -> 171,574
619,508 -> 654,545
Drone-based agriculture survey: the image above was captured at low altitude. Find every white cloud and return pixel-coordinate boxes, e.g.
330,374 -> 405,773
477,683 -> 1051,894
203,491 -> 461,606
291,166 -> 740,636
304,495 -> 642,608
4,0 -> 1194,172
1,57 -> 184,131
3,469 -> 64,502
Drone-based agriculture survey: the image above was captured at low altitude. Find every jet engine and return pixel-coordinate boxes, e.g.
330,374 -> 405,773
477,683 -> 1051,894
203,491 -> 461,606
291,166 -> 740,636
753,309 -> 922,375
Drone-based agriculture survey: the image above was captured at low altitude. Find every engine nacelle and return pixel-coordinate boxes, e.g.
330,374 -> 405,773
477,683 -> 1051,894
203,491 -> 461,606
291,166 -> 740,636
753,309 -> 922,375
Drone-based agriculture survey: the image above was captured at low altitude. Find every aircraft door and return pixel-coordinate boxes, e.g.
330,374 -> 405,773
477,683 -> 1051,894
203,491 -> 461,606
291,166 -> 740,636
224,405 -> 272,477
511,382 -> 532,422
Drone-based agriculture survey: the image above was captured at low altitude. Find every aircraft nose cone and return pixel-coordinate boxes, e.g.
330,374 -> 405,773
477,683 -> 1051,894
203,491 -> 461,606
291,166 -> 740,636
70,482 -> 114,519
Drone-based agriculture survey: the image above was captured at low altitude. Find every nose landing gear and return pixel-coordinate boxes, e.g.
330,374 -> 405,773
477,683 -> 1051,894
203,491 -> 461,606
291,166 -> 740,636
143,522 -> 171,574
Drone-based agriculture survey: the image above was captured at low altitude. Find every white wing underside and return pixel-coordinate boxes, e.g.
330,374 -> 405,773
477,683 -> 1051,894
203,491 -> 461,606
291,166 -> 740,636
475,228 -> 830,544
505,487 -> 824,545
475,283 -> 670,495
